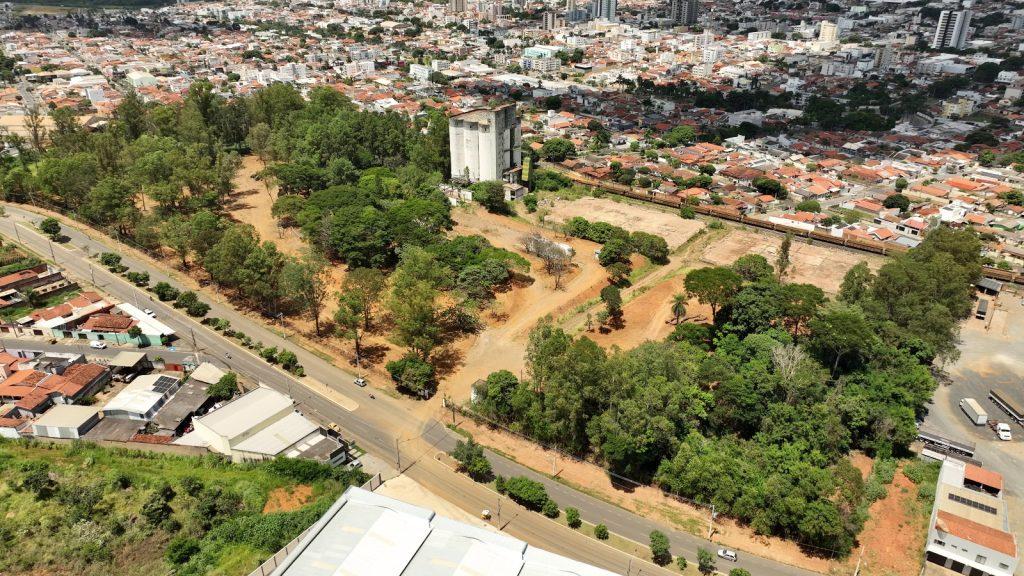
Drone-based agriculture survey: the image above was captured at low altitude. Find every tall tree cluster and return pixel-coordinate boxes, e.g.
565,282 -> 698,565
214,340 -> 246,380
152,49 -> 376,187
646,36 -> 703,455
472,228 -> 981,554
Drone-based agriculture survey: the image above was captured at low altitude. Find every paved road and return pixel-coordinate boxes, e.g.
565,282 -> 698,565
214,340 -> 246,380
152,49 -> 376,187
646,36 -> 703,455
0,204 -> 822,576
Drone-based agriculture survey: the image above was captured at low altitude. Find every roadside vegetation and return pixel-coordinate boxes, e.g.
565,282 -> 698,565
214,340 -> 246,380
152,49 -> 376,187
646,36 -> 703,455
469,228 -> 980,555
0,439 -> 366,576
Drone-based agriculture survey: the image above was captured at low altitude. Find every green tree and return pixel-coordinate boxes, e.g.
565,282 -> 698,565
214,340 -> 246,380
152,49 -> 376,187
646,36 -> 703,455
697,547 -> 716,575
39,217 -> 61,240
566,507 -> 581,528
451,438 -> 493,481
335,292 -> 366,365
281,249 -> 330,335
594,524 -> 609,539
684,266 -> 742,320
502,476 -> 549,510
795,199 -> 821,212
732,254 -> 774,283
540,138 -> 576,162
671,293 -> 687,324
649,530 -> 672,565
600,285 -> 623,318
208,372 -> 239,401
808,303 -> 877,373
883,193 -> 910,212
385,352 -> 435,396
894,177 -> 908,191
752,177 -> 787,200
777,233 -> 792,280
343,267 -> 387,330
838,261 -> 873,304
470,181 -> 510,214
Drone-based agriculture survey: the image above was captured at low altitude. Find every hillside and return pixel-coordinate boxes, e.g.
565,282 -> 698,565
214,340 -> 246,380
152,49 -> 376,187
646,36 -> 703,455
0,440 -> 367,576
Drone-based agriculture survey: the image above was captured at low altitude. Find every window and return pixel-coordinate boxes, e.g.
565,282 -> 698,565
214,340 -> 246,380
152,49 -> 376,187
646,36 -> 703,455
975,555 -> 987,565
999,563 -> 1009,570
934,540 -> 946,547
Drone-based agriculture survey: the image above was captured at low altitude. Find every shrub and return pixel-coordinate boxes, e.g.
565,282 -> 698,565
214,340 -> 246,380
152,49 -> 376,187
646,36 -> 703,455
208,373 -> 238,401
126,271 -> 150,286
523,193 -> 538,213
186,301 -> 210,317
864,478 -> 887,502
450,438 -> 493,482
153,282 -> 180,302
495,475 -> 507,494
260,346 -> 278,363
291,365 -> 305,377
542,499 -> 559,518
503,476 -> 548,511
697,547 -> 716,574
650,530 -> 672,566
99,252 -> 122,268
566,507 -> 581,528
166,536 -> 200,565
39,217 -> 61,239
174,291 -> 199,309
680,205 -> 696,219
677,556 -> 688,571
872,459 -> 897,484
179,476 -> 203,497
730,569 -> 752,576
277,350 -> 299,371
903,460 -> 939,485
594,524 -> 609,539
708,220 -> 725,230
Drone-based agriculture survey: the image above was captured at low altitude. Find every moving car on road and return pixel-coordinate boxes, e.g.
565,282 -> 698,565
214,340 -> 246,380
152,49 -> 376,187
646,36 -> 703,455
89,341 -> 107,349
718,549 -> 738,562
354,376 -> 367,387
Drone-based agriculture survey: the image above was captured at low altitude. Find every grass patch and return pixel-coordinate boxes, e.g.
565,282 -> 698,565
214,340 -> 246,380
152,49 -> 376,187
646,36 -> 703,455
0,288 -> 80,322
0,439 -> 366,576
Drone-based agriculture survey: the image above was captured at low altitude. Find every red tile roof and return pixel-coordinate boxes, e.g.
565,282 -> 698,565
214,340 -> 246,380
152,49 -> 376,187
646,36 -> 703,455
935,510 -> 1016,556
964,464 -> 1003,492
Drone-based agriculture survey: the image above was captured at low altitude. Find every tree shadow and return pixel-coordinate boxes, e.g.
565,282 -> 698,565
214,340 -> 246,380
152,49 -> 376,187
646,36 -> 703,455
431,345 -> 465,380
358,343 -> 390,366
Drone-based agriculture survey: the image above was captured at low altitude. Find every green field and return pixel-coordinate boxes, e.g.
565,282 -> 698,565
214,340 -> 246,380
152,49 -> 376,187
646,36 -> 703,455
0,440 -> 367,576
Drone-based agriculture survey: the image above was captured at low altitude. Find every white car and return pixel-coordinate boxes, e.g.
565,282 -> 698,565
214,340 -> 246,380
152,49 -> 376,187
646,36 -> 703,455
143,308 -> 156,318
354,377 -> 367,387
717,549 -> 738,562
89,341 -> 107,349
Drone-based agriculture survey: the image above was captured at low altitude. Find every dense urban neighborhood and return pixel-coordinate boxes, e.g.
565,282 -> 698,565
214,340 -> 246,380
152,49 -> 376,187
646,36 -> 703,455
0,0 -> 1022,575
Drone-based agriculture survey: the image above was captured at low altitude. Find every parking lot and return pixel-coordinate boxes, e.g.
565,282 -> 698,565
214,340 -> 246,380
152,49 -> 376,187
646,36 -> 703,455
922,286 -> 1024,536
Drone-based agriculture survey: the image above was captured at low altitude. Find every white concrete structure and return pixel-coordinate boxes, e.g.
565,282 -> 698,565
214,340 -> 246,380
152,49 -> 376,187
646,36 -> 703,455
449,104 -> 522,183
819,21 -> 838,46
31,404 -> 101,439
925,459 -> 1018,576
267,487 -> 619,576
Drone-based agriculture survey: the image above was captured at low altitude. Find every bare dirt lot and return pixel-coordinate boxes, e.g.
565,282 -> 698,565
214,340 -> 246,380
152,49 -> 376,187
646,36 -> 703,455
700,229 -> 886,294
262,484 -> 313,513
544,196 -> 706,250
849,464 -> 929,576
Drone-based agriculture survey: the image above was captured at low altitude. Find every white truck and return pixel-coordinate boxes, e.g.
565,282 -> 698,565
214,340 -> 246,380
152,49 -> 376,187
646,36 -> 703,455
989,421 -> 1013,441
960,398 -> 988,426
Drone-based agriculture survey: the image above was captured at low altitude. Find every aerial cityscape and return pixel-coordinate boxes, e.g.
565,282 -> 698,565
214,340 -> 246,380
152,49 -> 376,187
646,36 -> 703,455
0,0 -> 1020,574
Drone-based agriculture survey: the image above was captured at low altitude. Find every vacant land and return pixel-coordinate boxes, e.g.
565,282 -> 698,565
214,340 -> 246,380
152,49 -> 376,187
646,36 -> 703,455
850,463 -> 933,576
700,229 -> 885,294
544,196 -> 706,250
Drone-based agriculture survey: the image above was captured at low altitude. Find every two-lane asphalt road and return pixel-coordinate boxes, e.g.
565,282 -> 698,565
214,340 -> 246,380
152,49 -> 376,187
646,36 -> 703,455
0,203 -> 822,576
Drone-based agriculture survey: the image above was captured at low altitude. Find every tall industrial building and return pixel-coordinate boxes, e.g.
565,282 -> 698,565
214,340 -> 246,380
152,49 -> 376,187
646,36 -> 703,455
449,104 -> 522,183
590,0 -> 616,21
669,0 -> 699,25
931,7 -> 972,49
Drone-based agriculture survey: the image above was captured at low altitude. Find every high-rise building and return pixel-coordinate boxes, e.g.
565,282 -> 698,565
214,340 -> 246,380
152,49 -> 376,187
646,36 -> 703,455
818,21 -> 838,45
449,103 -> 522,183
931,8 -> 972,49
590,0 -> 616,21
542,11 -> 563,29
669,0 -> 699,25
449,0 -> 466,13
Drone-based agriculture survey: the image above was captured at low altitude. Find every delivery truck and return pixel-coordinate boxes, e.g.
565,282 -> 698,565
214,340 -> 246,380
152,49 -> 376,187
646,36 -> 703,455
960,398 -> 988,426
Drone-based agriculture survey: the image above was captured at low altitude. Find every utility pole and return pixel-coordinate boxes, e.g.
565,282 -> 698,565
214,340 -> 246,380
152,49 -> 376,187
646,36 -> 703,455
89,264 -> 95,286
395,437 -> 402,470
12,221 -> 22,244
189,327 -> 200,365
708,503 -> 716,539
47,240 -> 57,263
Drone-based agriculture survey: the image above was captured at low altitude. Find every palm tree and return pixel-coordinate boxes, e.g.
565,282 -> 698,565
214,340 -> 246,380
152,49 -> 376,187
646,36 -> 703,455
671,294 -> 687,324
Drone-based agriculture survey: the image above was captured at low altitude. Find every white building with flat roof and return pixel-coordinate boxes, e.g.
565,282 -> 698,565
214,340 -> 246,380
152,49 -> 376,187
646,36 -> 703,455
101,373 -> 181,421
31,404 -> 101,439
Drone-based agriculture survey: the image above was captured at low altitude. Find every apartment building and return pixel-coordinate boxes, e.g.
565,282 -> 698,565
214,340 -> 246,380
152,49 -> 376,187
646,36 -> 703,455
925,459 -> 1018,576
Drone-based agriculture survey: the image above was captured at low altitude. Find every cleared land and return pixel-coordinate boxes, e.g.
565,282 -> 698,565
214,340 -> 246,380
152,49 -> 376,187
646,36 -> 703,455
544,196 -> 706,250
700,229 -> 885,294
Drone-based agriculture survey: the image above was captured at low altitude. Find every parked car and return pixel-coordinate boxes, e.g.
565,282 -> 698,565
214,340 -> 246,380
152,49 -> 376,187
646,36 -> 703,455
143,308 -> 156,318
717,549 -> 738,562
89,341 -> 107,349
354,377 -> 367,387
